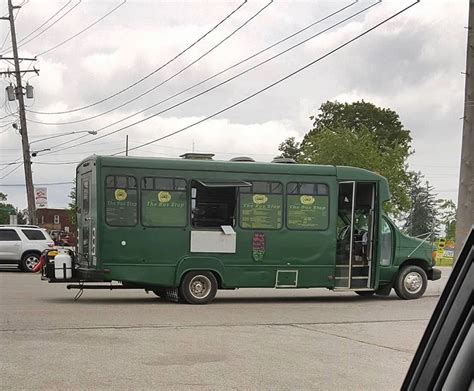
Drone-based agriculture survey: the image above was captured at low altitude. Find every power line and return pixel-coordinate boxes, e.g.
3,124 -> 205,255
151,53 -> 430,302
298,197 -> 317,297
26,0 -> 248,116
116,1 -> 420,156
0,6 -> 20,49
0,181 -> 74,187
0,161 -> 22,180
43,0 -> 378,154
27,0 -> 272,125
10,1 -> 72,47
1,1 -> 82,54
35,0 -> 127,57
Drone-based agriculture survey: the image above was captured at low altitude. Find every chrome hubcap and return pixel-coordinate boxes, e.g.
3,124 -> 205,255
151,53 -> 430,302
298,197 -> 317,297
189,275 -> 211,299
25,256 -> 39,270
404,272 -> 423,294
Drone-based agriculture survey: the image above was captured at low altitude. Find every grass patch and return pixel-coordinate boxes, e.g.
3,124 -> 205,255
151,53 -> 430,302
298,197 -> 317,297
436,257 -> 453,267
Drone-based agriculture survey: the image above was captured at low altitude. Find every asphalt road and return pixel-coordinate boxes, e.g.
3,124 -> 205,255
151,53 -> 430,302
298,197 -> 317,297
0,266 -> 450,390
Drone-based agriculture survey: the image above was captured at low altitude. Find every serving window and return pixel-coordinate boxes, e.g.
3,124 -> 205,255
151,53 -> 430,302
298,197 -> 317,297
105,175 -> 138,226
239,181 -> 283,230
191,180 -> 250,228
141,177 -> 187,227
286,182 -> 329,230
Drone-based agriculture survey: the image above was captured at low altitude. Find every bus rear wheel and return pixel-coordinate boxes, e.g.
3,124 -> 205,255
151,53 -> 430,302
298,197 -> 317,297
394,265 -> 427,300
179,271 -> 217,305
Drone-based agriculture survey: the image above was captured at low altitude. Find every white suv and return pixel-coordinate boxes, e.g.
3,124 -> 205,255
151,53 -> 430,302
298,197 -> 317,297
0,225 -> 55,272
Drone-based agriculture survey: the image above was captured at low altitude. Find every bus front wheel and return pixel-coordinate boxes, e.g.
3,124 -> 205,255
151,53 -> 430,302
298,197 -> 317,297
394,265 -> 427,300
179,271 -> 218,304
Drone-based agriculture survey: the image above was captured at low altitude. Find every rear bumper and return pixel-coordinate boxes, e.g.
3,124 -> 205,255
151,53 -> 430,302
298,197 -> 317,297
41,250 -> 108,283
428,268 -> 442,281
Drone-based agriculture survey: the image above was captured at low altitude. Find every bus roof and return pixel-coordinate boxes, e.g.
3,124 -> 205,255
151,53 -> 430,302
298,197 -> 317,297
81,155 -> 384,179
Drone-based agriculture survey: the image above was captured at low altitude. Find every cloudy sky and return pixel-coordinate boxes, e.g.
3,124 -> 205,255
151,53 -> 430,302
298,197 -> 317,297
0,0 -> 468,210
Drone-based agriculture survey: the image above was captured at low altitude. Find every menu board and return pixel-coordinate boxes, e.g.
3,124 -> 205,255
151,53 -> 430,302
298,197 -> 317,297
142,190 -> 186,226
106,188 -> 138,226
287,195 -> 328,230
240,194 -> 282,229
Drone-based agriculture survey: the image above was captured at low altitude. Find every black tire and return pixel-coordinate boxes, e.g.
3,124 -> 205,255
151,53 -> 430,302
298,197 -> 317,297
20,252 -> 41,272
179,271 -> 218,304
355,291 -> 375,297
152,288 -> 168,298
394,265 -> 427,300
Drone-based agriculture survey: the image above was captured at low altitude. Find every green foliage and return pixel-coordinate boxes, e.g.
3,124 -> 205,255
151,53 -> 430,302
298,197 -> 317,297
403,172 -> 440,237
67,180 -> 77,225
437,199 -> 456,240
278,137 -> 301,161
278,100 -> 412,214
307,100 -> 412,153
0,193 -> 26,224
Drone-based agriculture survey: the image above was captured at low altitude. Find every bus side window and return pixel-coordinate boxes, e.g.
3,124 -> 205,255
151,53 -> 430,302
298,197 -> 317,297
286,182 -> 329,230
105,175 -> 138,226
191,181 -> 237,228
239,181 -> 283,230
141,177 -> 187,227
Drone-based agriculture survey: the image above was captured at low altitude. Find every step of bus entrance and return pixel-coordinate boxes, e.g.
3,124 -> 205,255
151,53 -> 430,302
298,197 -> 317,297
350,278 -> 369,289
351,266 -> 369,277
335,277 -> 349,288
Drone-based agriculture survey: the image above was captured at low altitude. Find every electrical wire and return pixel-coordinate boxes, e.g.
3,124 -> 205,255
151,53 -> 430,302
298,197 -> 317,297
26,0 -> 248,115
11,1 -> 72,46
0,181 -> 74,186
27,0 -> 271,125
1,1 -> 82,54
42,0 -> 377,153
35,0 -> 127,57
0,161 -> 23,180
116,1 -> 420,156
0,7 -> 20,50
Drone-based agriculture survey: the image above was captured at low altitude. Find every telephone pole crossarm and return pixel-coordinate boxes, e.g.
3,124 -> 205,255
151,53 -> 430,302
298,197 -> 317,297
0,69 -> 40,76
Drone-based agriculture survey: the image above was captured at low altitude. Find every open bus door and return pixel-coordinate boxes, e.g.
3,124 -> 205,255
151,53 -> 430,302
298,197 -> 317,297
78,168 -> 93,267
335,181 -> 376,290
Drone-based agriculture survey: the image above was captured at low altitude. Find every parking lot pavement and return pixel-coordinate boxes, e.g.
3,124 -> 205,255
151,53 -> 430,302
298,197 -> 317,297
0,267 -> 451,390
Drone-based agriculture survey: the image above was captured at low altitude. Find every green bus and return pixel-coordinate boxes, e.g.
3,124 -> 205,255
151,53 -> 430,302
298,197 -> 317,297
43,154 -> 441,304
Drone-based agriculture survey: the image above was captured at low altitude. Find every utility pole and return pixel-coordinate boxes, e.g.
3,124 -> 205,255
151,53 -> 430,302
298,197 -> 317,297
6,0 -> 36,224
125,135 -> 129,156
455,0 -> 474,259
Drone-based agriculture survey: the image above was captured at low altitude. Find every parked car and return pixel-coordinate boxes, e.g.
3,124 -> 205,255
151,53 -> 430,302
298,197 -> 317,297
0,225 -> 55,272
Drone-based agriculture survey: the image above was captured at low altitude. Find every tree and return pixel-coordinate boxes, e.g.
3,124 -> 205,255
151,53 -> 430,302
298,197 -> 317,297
67,181 -> 77,225
437,199 -> 457,240
0,193 -> 26,224
403,172 -> 440,237
278,100 -> 413,214
278,137 -> 301,161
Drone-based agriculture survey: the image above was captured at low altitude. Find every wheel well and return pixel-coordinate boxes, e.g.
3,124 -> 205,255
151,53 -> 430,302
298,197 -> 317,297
211,271 -> 223,289
21,250 -> 41,260
399,258 -> 431,273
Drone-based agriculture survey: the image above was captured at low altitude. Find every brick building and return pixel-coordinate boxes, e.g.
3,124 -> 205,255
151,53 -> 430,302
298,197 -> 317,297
36,208 -> 76,233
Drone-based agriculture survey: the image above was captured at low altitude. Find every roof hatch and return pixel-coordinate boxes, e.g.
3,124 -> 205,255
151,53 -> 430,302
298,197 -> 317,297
230,156 -> 255,162
180,153 -> 215,160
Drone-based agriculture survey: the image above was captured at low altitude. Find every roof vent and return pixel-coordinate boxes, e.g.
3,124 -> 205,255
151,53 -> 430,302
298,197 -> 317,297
230,156 -> 255,162
271,157 -> 296,164
180,153 -> 215,160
